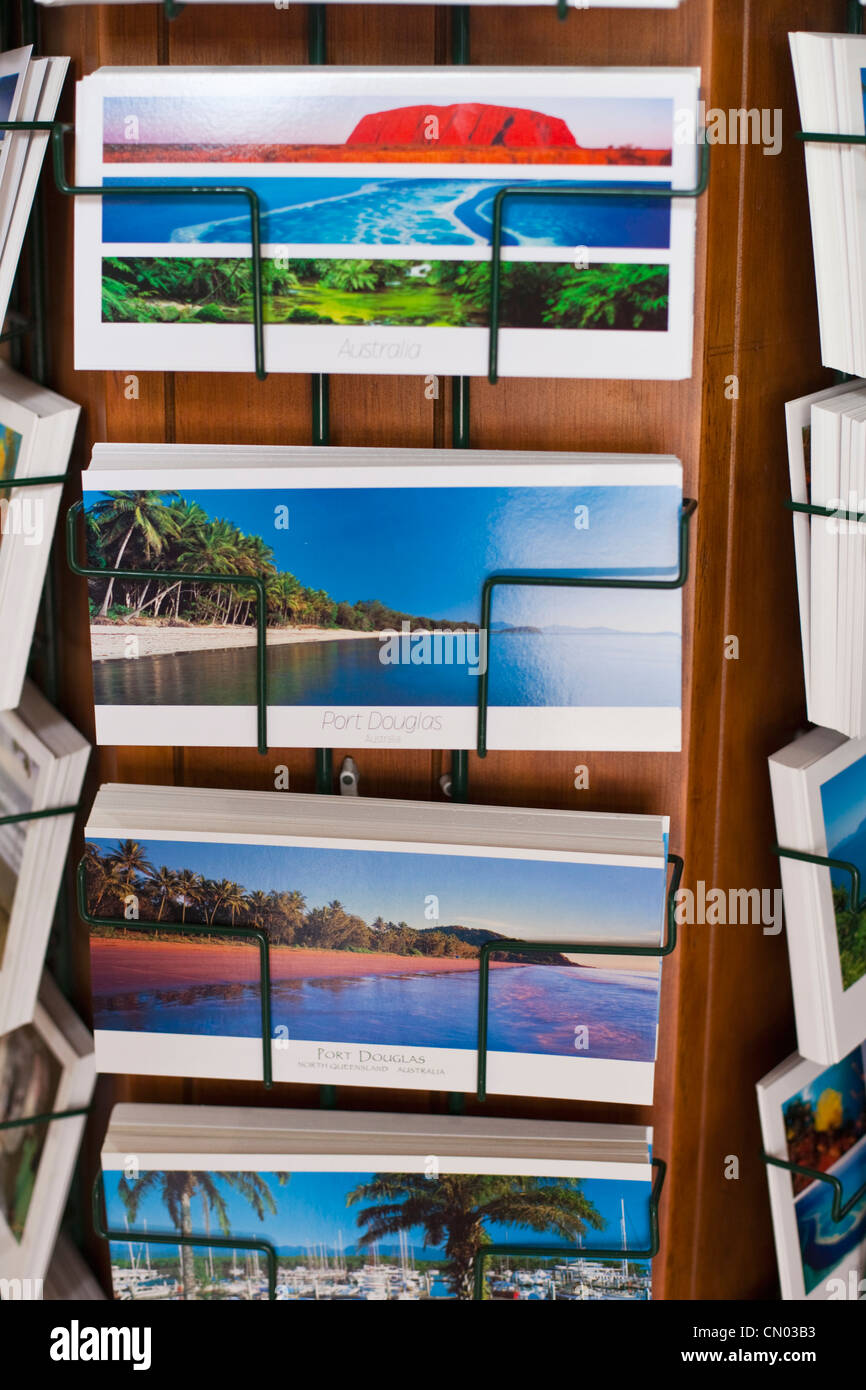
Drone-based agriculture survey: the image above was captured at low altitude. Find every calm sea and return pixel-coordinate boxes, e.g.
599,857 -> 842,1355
92,961 -> 659,1061
92,630 -> 680,709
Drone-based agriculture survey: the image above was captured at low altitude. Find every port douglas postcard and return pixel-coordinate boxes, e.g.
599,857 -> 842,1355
74,66 -> 700,377
758,1041 -> 866,1302
82,794 -> 669,1102
81,448 -> 683,751
100,1107 -> 654,1301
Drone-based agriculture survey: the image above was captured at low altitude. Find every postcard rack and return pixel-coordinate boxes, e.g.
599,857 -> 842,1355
9,0 -> 706,1303
91,1173 -> 280,1300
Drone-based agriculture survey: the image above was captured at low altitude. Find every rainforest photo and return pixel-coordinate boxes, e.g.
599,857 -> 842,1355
101,257 -> 670,332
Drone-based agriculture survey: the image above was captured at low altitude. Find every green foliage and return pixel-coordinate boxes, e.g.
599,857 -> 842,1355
832,884 -> 866,991
541,263 -> 669,330
102,256 -> 669,333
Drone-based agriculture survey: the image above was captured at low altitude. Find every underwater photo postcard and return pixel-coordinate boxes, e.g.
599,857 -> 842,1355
74,66 -> 700,378
81,451 -> 684,751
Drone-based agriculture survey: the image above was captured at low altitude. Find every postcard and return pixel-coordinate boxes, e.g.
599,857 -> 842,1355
83,788 -> 669,1103
81,451 -> 683,751
758,1042 -> 866,1301
0,682 -> 90,1035
0,975 -> 95,1285
100,1107 -> 654,1301
74,66 -> 700,378
770,730 -> 866,1065
0,363 -> 81,713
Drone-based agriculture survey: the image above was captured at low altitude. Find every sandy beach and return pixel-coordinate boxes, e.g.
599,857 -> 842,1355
90,937 -> 518,991
90,624 -> 383,661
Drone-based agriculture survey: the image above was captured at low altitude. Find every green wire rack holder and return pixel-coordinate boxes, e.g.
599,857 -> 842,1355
0,1104 -> 90,1132
772,844 -> 864,914
476,852 -> 682,1101
0,803 -> 79,828
486,134 -> 710,384
65,500 -> 270,755
760,1151 -> 866,1224
76,859 -> 275,1089
0,119 -> 268,379
0,470 -> 67,490
92,1172 -> 279,1300
785,497 -> 866,525
474,498 -> 696,758
472,1156 -> 666,1300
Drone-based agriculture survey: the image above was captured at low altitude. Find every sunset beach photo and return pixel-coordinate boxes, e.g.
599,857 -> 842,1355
85,834 -> 664,1062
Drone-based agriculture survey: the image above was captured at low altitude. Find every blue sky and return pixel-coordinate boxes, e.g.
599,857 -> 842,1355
820,753 -> 866,851
784,1046 -> 866,1129
87,837 -> 666,945
86,485 -> 681,632
103,93 -> 674,152
105,1168 -> 653,1254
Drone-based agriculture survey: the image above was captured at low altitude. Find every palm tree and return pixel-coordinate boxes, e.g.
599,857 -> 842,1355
106,840 -> 155,895
117,1170 -> 280,1301
174,870 -> 204,924
89,491 -> 180,617
347,1174 -> 605,1300
146,866 -> 179,922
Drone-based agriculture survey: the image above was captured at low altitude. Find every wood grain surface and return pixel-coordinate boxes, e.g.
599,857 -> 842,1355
28,0 -> 842,1301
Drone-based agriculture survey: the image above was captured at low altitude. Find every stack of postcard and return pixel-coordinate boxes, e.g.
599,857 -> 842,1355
784,379 -> 866,737
100,1103 -> 656,1301
757,1040 -> 866,1301
73,65 -> 700,378
769,728 -> 866,1067
84,782 -> 670,1104
0,974 -> 95,1289
0,48 -> 69,333
0,681 -> 90,1035
81,443 -> 685,752
790,32 -> 866,378
0,364 -> 80,712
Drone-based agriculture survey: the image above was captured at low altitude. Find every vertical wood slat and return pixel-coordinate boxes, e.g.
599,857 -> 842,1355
34,0 -> 832,1300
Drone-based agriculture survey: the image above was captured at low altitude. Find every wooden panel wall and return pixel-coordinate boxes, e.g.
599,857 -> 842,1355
33,0 -> 840,1300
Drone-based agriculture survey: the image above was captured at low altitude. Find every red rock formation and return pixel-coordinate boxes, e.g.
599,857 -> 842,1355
347,103 -> 579,150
